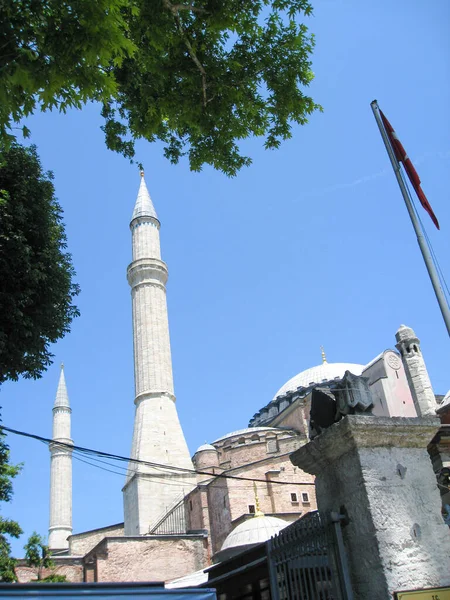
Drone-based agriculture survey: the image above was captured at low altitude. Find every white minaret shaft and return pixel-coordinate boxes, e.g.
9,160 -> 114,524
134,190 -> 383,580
49,365 -> 73,551
123,174 -> 195,536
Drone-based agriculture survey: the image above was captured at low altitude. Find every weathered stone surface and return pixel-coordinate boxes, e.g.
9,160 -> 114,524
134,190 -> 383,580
396,325 -> 437,417
291,416 -> 450,599
69,523 -> 124,556
187,428 -> 316,557
16,559 -> 83,583
85,536 -> 208,582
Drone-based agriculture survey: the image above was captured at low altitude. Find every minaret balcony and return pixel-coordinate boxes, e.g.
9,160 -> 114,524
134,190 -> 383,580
127,258 -> 168,289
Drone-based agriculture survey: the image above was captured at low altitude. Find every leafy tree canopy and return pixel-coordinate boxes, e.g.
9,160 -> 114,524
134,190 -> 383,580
24,531 -> 66,582
0,424 -> 22,582
0,144 -> 80,384
1,0 -> 320,176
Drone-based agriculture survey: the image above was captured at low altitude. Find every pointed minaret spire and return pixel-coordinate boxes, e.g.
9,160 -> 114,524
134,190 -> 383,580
48,364 -> 73,552
131,171 -> 158,222
123,175 -> 195,536
54,363 -> 70,408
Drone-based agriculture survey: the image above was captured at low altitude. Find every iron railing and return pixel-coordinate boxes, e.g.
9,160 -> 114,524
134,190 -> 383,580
148,497 -> 186,535
267,511 -> 353,600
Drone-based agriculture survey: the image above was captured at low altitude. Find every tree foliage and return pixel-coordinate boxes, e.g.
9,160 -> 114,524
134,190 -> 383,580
0,144 -> 80,384
24,532 -> 66,582
1,0 -> 320,176
0,424 -> 22,582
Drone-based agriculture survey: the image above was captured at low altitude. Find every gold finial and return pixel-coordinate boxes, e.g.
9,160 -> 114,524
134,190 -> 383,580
320,346 -> 327,364
253,482 -> 264,517
140,170 -> 145,177
60,362 -> 64,370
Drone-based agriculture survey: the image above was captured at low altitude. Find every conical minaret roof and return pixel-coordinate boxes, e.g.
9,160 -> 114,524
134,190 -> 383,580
54,364 -> 70,408
131,172 -> 158,222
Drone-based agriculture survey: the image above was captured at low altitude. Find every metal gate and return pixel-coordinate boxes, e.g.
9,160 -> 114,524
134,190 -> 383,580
266,511 -> 353,600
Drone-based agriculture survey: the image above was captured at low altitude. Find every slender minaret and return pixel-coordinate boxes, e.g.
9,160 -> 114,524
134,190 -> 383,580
48,364 -> 73,552
123,173 -> 196,536
395,324 -> 437,417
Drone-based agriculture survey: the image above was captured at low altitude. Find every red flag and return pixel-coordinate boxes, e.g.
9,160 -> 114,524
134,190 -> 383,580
380,110 -> 440,230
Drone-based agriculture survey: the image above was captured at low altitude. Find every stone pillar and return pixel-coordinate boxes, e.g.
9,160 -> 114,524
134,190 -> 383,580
395,325 -> 437,416
291,416 -> 450,599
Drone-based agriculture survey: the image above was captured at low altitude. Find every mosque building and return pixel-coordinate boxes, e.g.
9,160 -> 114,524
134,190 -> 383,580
15,176 -> 448,584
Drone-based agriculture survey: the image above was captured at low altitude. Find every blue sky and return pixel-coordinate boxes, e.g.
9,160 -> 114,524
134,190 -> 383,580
2,0 -> 449,556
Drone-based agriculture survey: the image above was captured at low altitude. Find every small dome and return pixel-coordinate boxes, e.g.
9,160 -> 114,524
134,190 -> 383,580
395,324 -> 417,343
213,427 -> 279,444
216,516 -> 288,561
273,362 -> 364,400
195,443 -> 217,453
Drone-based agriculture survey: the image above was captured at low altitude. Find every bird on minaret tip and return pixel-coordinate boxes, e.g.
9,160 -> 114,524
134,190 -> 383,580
131,170 -> 158,222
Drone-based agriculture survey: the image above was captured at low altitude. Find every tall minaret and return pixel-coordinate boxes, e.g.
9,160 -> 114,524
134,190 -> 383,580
48,364 -> 73,552
123,173 -> 196,536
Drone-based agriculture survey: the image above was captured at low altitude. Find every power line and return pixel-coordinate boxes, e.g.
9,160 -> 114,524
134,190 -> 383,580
2,425 -> 314,487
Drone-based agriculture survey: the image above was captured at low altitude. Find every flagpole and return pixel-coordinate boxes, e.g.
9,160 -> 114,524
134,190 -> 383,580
371,99 -> 450,336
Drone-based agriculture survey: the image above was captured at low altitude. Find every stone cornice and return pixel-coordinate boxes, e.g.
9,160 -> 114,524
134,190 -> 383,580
290,415 -> 440,475
50,439 -> 74,453
52,406 -> 72,414
127,258 -> 168,289
134,390 -> 176,406
130,215 -> 160,230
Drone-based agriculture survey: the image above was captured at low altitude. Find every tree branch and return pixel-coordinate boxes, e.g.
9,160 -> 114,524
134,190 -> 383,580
169,3 -> 208,13
162,0 -> 208,107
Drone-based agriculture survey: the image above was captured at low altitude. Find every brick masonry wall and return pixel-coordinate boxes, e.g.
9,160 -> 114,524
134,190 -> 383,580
69,524 -> 124,556
91,536 -> 208,582
190,428 -> 316,556
16,564 -> 83,583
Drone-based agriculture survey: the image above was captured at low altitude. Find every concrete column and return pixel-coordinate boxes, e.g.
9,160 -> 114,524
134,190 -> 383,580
291,416 -> 450,599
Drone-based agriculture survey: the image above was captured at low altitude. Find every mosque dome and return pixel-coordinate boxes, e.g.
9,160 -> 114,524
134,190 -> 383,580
195,443 -> 217,453
216,515 -> 289,561
273,362 -> 365,400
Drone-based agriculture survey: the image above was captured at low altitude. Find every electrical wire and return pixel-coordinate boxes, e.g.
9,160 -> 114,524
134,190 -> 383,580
2,425 -> 315,487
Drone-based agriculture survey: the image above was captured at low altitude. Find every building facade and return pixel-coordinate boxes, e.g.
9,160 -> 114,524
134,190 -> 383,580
20,176 -> 446,585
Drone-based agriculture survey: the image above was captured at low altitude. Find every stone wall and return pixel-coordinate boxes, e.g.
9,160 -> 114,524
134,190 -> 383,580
291,416 -> 450,599
16,560 -> 83,583
86,535 -> 208,582
189,427 -> 316,557
69,523 -> 124,556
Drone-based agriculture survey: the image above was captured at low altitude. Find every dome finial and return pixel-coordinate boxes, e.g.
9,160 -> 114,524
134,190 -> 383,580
140,170 -> 145,178
321,346 -> 328,364
253,482 -> 264,517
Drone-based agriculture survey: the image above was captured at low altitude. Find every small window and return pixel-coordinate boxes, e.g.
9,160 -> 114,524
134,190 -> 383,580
266,438 -> 278,453
302,492 -> 309,503
290,493 -> 298,502
248,504 -> 256,514
237,437 -> 246,445
223,496 -> 226,508
250,434 -> 260,442
189,500 -> 193,511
